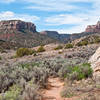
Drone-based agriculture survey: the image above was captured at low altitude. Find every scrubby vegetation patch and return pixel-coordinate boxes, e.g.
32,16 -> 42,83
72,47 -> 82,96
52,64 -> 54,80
16,48 -> 36,57
54,45 -> 63,50
64,43 -> 73,49
37,46 -> 45,52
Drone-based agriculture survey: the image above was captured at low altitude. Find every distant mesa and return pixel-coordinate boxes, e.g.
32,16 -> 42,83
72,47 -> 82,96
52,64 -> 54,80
0,20 -> 57,48
0,20 -> 36,32
0,20 -> 100,49
0,20 -> 37,40
85,21 -> 100,33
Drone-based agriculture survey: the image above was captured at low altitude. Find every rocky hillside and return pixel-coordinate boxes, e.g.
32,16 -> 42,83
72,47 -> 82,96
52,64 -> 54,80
72,34 -> 100,46
0,40 -> 19,49
0,20 -> 57,48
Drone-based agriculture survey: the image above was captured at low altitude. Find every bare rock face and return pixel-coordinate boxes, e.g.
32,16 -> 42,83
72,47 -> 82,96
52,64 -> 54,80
0,20 -> 37,42
0,20 -> 36,32
89,47 -> 100,84
85,21 -> 100,33
0,20 -> 57,48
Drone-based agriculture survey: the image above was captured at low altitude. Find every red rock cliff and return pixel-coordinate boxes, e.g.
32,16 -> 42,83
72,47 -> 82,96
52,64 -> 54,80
0,20 -> 36,32
85,21 -> 100,33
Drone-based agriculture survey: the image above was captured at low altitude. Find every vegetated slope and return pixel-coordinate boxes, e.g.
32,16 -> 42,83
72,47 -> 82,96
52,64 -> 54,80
1,29 -> 57,48
0,40 -> 22,50
40,31 -> 71,43
0,20 -> 58,48
72,34 -> 100,46
40,30 -> 97,43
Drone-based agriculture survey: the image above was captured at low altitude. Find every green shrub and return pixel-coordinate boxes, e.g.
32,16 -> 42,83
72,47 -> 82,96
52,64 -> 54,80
21,83 -> 42,100
58,66 -> 73,79
77,40 -> 88,46
54,45 -> 63,50
68,63 -> 93,81
94,36 -> 100,43
31,62 -> 41,67
18,63 -> 30,69
59,63 -> 92,81
80,63 -> 93,78
0,56 -> 2,60
65,43 -> 73,49
68,69 -> 85,81
58,51 -> 63,54
16,48 -> 35,57
3,85 -> 21,100
37,46 -> 45,52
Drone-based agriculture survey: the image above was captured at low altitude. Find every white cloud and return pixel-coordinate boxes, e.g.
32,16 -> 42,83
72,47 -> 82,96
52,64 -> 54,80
0,11 -> 40,22
46,25 -> 87,34
24,0 -> 99,11
24,0 -> 84,11
45,14 -> 86,25
27,5 -> 76,12
44,12 -> 100,34
23,0 -> 100,34
56,25 -> 87,34
1,0 -> 100,34
0,0 -> 15,3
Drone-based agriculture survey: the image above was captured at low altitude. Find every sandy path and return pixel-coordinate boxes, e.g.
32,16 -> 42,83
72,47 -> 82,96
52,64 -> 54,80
42,78 -> 64,100
42,78 -> 79,100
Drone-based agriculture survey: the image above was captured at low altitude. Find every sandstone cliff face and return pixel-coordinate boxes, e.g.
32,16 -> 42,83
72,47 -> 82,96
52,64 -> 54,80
0,20 -> 36,32
0,20 -> 37,42
0,20 -> 57,48
89,47 -> 100,84
85,21 -> 100,33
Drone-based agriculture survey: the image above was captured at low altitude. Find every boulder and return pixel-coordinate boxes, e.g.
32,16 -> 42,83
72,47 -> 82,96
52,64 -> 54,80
89,47 -> 100,84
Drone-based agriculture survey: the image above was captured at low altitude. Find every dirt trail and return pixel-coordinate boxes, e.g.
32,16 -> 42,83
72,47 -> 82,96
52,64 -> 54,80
42,78 -> 64,100
42,78 -> 79,100
42,78 -> 77,100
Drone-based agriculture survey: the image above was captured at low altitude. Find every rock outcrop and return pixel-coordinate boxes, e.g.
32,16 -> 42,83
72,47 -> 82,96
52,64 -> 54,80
0,20 -> 36,32
0,20 -> 57,48
89,47 -> 100,84
85,21 -> 100,33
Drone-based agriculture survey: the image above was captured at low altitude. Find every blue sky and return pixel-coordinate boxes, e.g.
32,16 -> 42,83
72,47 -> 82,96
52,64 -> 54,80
0,0 -> 100,34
